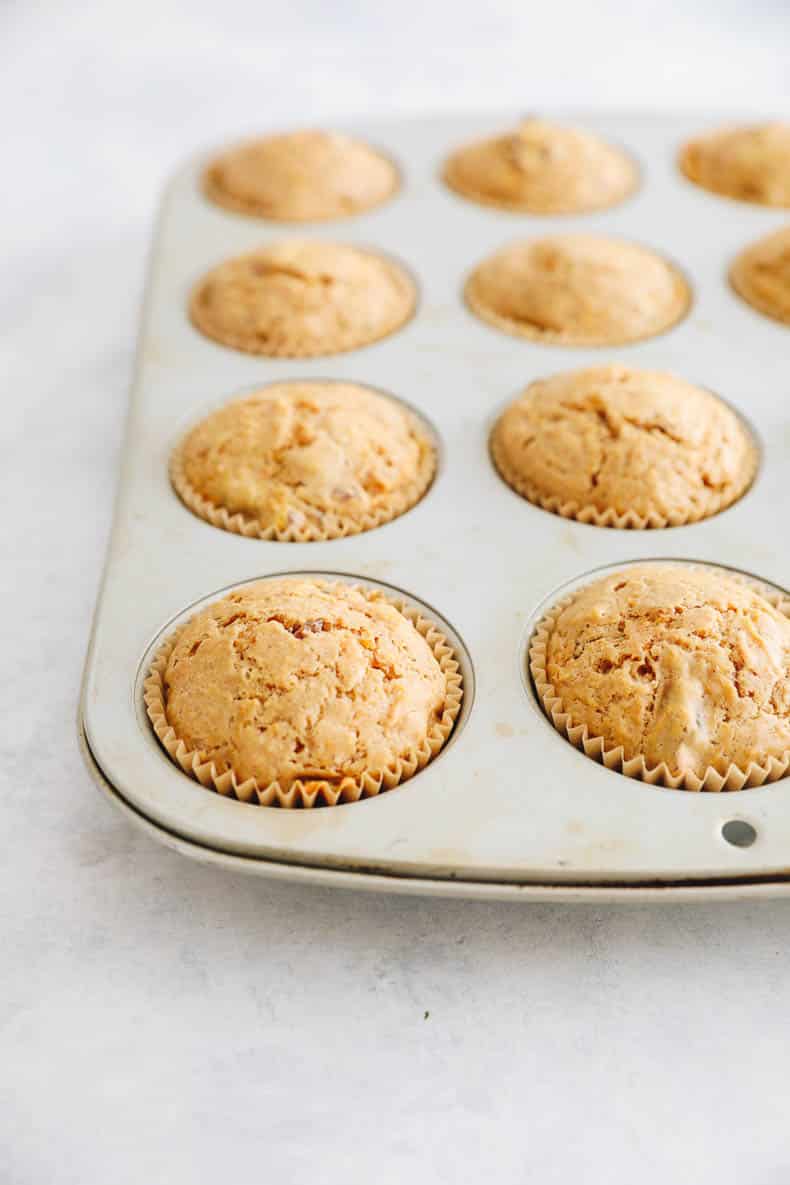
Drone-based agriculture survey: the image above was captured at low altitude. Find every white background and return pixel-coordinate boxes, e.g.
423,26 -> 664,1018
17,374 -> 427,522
3,2 -> 790,1182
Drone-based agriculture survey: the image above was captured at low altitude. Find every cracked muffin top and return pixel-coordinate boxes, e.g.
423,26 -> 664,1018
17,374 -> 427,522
680,123 -> 790,207
189,239 -> 415,357
491,365 -> 756,527
160,579 -> 451,790
443,118 -> 638,214
172,381 -> 436,541
729,226 -> 790,326
465,235 -> 690,346
203,129 -> 399,221
541,565 -> 790,779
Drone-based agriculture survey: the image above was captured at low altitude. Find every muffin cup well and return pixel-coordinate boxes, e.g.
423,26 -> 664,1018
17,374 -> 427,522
528,570 -> 790,792
490,424 -> 758,530
170,422 -> 437,543
144,584 -> 463,808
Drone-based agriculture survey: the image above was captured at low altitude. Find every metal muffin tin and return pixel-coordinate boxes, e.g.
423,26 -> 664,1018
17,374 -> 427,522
80,112 -> 790,900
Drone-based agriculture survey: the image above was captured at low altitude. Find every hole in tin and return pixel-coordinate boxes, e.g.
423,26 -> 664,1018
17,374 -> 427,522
721,819 -> 757,848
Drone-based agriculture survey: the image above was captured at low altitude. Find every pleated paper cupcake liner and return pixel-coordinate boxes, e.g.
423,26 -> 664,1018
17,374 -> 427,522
528,567 -> 790,792
144,583 -> 463,808
490,429 -> 757,530
169,433 -> 436,543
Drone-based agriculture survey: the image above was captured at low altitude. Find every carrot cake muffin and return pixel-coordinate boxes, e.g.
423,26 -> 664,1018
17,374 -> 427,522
465,235 -> 690,346
729,226 -> 790,326
680,123 -> 790,207
144,578 -> 463,807
443,118 -> 638,214
171,381 -> 436,541
203,129 -> 399,221
491,365 -> 756,527
190,240 -> 415,357
530,564 -> 790,790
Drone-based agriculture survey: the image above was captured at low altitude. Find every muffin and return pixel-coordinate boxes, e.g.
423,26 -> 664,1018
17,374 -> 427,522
530,564 -> 790,791
729,226 -> 790,327
680,123 -> 790,207
465,235 -> 690,346
443,118 -> 638,214
491,365 -> 756,528
190,240 -> 416,357
203,129 -> 399,221
144,578 -> 463,807
171,381 -> 436,541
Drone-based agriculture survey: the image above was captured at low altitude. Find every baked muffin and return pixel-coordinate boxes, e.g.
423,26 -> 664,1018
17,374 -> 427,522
530,564 -> 790,791
203,129 -> 399,221
729,226 -> 790,326
171,381 -> 436,541
680,123 -> 790,207
144,578 -> 463,807
190,240 -> 415,356
443,118 -> 638,214
465,235 -> 690,346
491,365 -> 756,527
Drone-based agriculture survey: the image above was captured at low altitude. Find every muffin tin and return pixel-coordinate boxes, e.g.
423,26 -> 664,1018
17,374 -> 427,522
80,112 -> 790,900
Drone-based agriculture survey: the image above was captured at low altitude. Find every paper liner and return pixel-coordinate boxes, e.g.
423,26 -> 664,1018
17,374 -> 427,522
529,567 -> 790,793
144,583 -> 464,808
464,265 -> 691,348
490,424 -> 758,531
188,259 -> 416,359
170,421 -> 437,543
202,151 -> 400,222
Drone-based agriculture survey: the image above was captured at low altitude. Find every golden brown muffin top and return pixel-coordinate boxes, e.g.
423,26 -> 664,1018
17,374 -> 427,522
680,123 -> 790,207
492,365 -> 756,527
161,579 -> 450,790
172,382 -> 435,540
729,226 -> 790,326
465,235 -> 690,346
444,118 -> 637,214
542,565 -> 790,779
203,129 -> 399,221
190,240 -> 415,357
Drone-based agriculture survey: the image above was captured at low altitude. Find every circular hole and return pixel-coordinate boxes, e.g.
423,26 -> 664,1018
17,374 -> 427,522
721,819 -> 757,848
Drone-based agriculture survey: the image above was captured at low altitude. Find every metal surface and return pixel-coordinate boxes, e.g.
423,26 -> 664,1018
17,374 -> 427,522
80,112 -> 790,898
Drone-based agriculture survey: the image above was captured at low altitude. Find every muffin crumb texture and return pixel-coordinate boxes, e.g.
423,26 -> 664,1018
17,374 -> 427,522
444,118 -> 637,214
190,240 -> 415,357
172,382 -> 435,541
535,565 -> 790,788
466,235 -> 690,346
492,365 -> 756,527
680,123 -> 790,207
146,579 -> 461,806
204,129 -> 399,220
730,226 -> 790,326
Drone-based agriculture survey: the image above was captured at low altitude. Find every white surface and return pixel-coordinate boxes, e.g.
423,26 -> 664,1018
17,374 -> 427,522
84,111 -> 790,890
4,2 -> 790,1182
